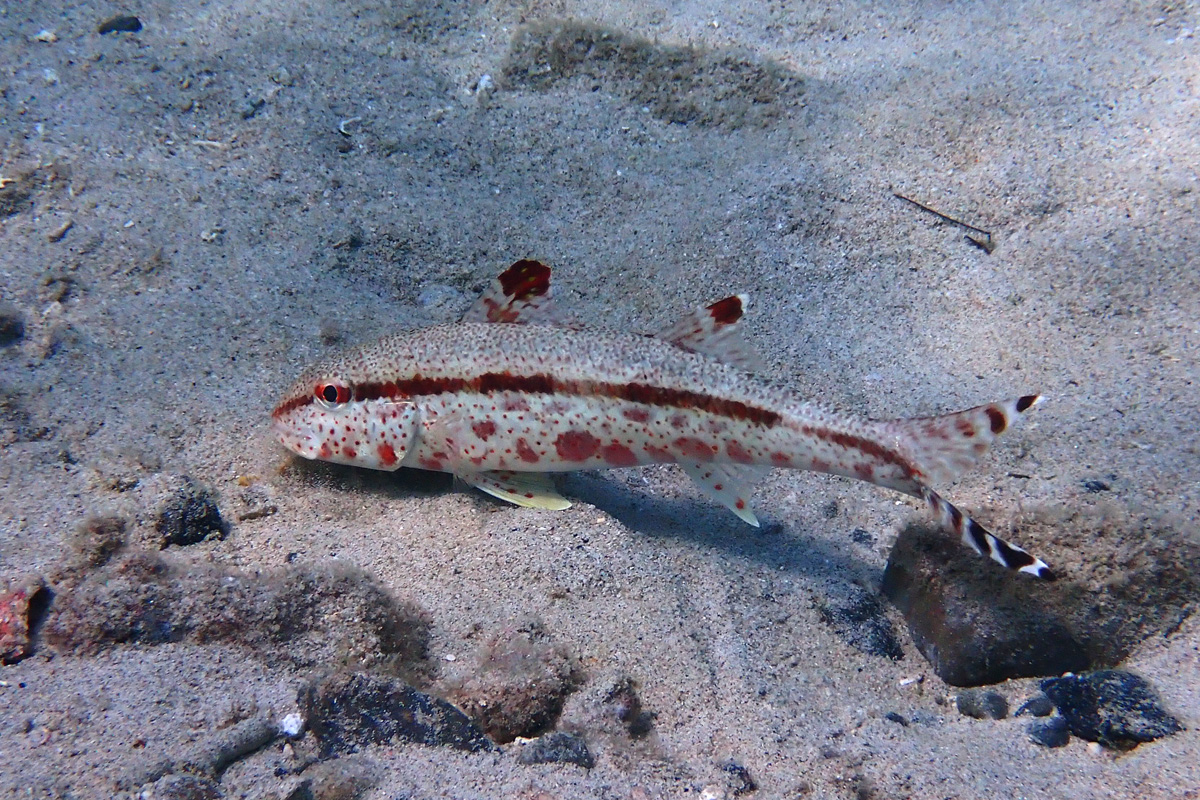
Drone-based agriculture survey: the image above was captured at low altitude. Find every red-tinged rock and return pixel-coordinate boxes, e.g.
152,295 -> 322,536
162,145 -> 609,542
0,574 -> 48,664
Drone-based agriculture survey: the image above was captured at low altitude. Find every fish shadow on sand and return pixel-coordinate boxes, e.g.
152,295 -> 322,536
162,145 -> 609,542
563,471 -> 876,582
285,458 -> 873,582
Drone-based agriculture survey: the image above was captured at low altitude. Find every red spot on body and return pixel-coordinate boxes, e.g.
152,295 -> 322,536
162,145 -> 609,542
601,443 -> 639,467
674,436 -> 716,461
555,430 -> 601,461
343,446 -> 357,459
622,407 -> 651,424
726,440 -> 755,464
811,457 -> 830,471
957,418 -> 976,437
472,420 -> 497,441
735,499 -> 747,510
419,457 -> 445,471
986,407 -> 1007,434
854,463 -> 875,481
469,455 -> 485,466
670,413 -> 689,430
377,443 -> 398,466
706,295 -> 744,325
771,451 -> 791,466
319,442 -> 333,460
516,438 -> 540,464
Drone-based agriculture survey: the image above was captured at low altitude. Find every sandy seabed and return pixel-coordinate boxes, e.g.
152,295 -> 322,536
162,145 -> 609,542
1,1 -> 1197,798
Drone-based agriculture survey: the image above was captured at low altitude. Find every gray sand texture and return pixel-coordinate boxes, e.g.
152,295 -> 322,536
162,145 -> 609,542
1,1 -> 1198,798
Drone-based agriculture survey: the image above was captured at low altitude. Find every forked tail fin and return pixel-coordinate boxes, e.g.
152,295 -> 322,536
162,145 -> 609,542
886,394 -> 1053,579
922,486 -> 1055,579
885,395 -> 1043,486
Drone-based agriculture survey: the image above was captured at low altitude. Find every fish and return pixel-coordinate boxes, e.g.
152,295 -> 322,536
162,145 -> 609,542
272,259 -> 1054,579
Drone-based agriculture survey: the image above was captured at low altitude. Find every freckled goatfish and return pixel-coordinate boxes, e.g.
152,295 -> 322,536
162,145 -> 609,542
273,260 -> 1054,579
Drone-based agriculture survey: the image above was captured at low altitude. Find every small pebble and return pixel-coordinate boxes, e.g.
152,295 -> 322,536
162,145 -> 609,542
956,688 -> 1009,720
279,712 -> 304,737
1082,479 -> 1111,493
884,711 -> 909,727
517,731 -> 594,769
156,478 -> 229,547
850,528 -> 875,545
98,15 -> 142,34
0,302 -> 25,346
1015,694 -> 1054,717
1028,716 -> 1070,748
722,761 -> 757,796
239,97 -> 266,120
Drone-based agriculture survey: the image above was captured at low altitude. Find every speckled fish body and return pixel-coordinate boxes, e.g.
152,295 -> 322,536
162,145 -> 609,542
273,261 -> 1053,579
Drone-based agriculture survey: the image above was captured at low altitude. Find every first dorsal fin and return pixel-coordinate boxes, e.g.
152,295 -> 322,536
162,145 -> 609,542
462,260 -> 561,324
656,295 -> 766,372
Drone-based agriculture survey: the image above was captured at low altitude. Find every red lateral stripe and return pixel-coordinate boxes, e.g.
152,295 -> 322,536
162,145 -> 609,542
800,425 -> 914,472
271,394 -> 311,419
333,372 -> 786,427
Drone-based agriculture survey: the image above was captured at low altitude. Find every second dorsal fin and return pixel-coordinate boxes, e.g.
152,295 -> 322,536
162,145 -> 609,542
462,259 -> 560,324
656,295 -> 766,371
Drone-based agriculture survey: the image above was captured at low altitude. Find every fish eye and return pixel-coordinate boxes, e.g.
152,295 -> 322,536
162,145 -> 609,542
315,382 -> 352,407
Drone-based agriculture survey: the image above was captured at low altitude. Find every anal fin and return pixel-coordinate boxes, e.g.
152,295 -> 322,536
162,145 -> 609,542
461,470 -> 572,511
680,462 -> 768,526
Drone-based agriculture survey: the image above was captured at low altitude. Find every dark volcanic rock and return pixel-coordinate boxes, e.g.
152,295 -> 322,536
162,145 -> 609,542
517,731 -> 595,768
155,477 -> 230,546
1040,670 -> 1183,750
1027,716 -> 1071,748
301,672 -> 496,756
882,523 -> 1088,685
885,507 -> 1199,685
955,688 -> 1009,720
815,583 -> 904,660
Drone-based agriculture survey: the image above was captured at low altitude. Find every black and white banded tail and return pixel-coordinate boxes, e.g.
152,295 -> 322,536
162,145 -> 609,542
923,486 -> 1055,579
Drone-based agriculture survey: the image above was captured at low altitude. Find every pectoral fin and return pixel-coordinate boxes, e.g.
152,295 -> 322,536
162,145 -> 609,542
461,470 -> 572,510
680,462 -> 768,526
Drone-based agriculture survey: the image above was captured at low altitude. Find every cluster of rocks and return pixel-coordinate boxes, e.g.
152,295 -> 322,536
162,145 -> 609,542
951,672 -> 1182,751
